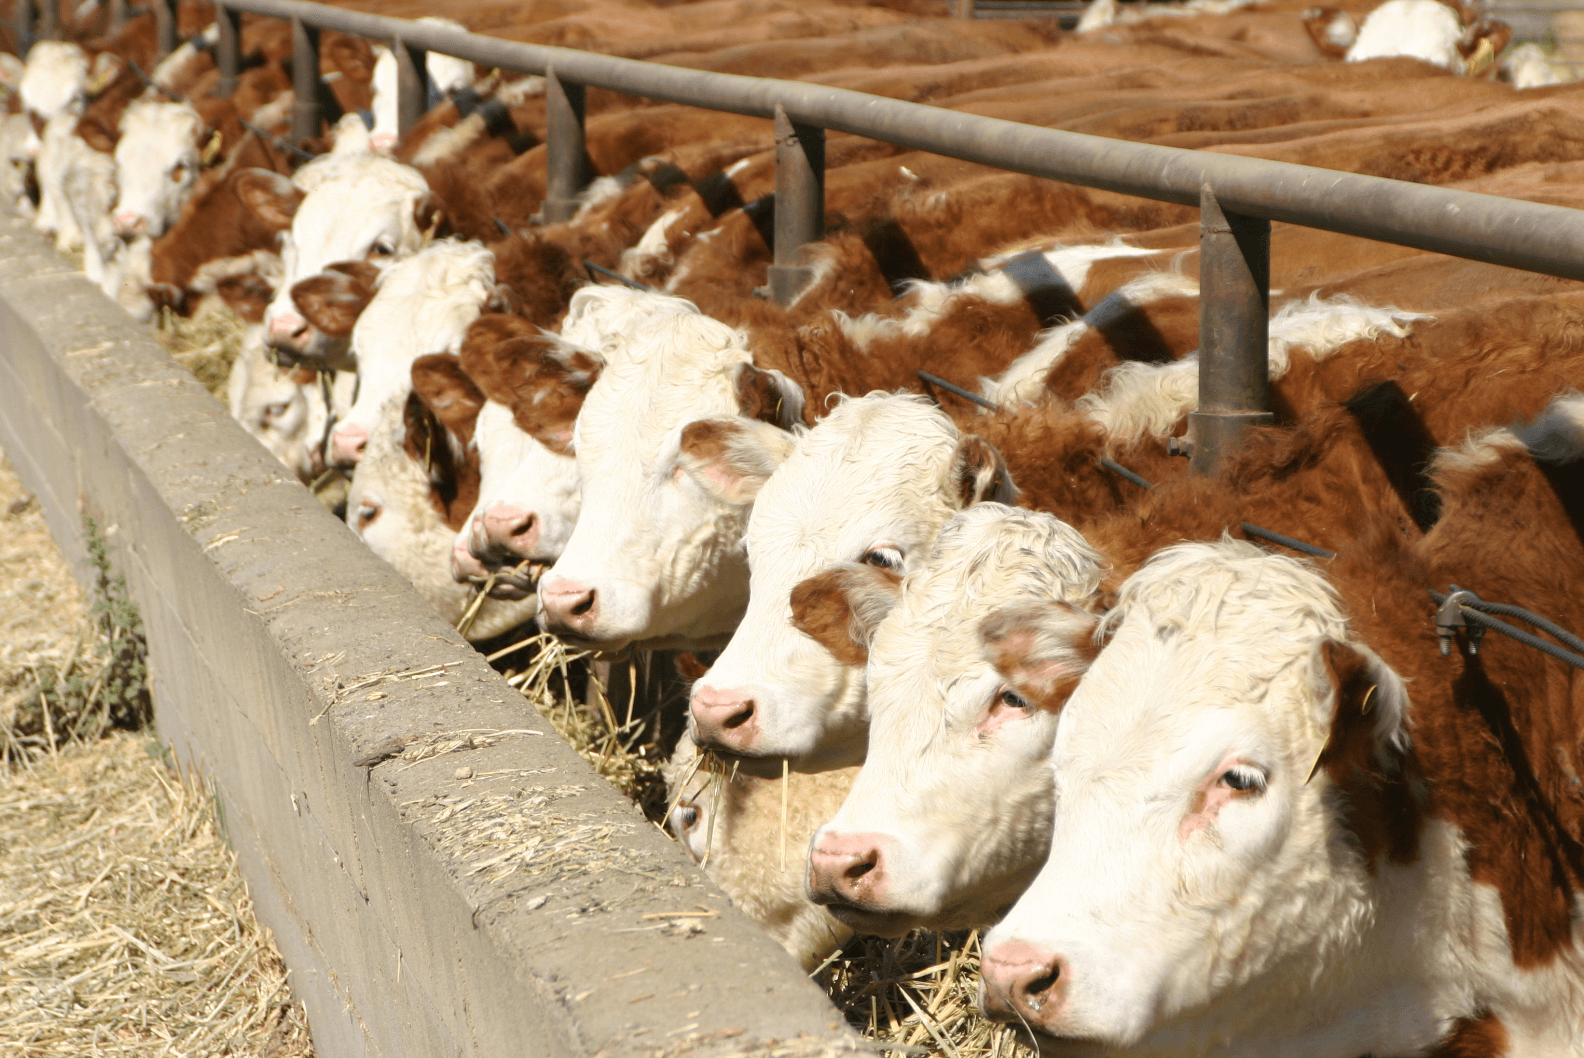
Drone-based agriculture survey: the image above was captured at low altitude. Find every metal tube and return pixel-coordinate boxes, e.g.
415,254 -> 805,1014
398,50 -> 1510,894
541,66 -> 588,224
107,0 -> 124,35
291,17 -> 321,143
215,0 -> 1584,283
1190,185 -> 1272,476
153,0 -> 174,59
768,104 -> 824,306
393,36 -> 426,139
14,0 -> 32,55
216,3 -> 242,97
35,0 -> 51,39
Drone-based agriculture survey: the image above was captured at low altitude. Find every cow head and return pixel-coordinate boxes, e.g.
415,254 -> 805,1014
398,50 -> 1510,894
247,153 -> 439,369
687,394 -> 1017,770
536,304 -> 805,651
111,99 -> 204,240
19,42 -> 88,123
806,506 -> 1103,936
227,328 -> 324,484
327,240 -> 497,468
980,541 -> 1414,1050
452,315 -> 601,596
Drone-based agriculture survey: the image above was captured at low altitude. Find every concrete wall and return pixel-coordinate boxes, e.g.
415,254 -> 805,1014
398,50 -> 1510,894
0,207 -> 858,1058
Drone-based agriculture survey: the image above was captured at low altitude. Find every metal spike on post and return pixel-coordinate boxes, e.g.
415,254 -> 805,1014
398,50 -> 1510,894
767,104 -> 825,307
14,0 -> 32,55
1189,184 -> 1272,476
152,0 -> 174,59
215,3 -> 241,97
290,17 -> 322,144
541,66 -> 588,224
393,36 -> 426,140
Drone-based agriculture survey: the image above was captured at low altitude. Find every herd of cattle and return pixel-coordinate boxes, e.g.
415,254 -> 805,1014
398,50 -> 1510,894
8,0 -> 1584,1052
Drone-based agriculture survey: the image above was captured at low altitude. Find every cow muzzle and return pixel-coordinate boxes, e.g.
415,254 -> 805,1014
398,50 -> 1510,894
689,685 -> 759,754
979,940 -> 1068,1030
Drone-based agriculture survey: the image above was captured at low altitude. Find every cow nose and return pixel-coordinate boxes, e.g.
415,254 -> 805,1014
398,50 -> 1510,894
452,535 -> 489,582
482,504 -> 539,558
540,579 -> 597,632
979,940 -> 1065,1024
267,312 -> 311,350
112,210 -> 145,237
370,132 -> 396,154
329,423 -> 368,467
807,832 -> 886,907
690,686 -> 758,752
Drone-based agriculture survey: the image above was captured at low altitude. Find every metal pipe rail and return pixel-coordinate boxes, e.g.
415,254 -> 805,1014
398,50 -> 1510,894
73,0 -> 1584,469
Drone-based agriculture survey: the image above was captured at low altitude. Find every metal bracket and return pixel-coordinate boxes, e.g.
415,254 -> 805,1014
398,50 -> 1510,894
1436,589 -> 1486,656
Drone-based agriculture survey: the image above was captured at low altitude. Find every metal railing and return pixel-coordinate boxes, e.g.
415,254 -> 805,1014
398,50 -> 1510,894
20,0 -> 1584,472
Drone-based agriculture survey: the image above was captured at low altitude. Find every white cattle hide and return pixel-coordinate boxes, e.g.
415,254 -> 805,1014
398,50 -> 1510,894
228,326 -> 338,483
1346,0 -> 1466,70
19,41 -> 88,123
112,99 -> 204,239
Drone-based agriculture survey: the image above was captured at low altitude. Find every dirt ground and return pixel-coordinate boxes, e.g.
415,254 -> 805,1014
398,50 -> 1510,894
0,453 -> 316,1058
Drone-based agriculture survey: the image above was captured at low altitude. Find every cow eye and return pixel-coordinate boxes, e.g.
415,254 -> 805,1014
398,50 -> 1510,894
169,164 -> 187,183
355,502 -> 381,530
263,401 -> 289,420
674,804 -> 699,831
861,545 -> 902,570
997,686 -> 1031,712
370,239 -> 395,257
1218,764 -> 1267,794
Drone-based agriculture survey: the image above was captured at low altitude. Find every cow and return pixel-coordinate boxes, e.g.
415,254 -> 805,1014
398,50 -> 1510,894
1346,0 -> 1510,76
326,239 -> 500,466
535,299 -> 805,651
665,730 -> 856,971
347,359 -> 539,641
803,504 -> 1103,936
687,393 -> 1015,770
110,98 -> 208,240
242,150 -> 438,368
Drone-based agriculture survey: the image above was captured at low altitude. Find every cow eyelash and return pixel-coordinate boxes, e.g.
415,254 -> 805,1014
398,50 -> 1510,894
997,686 -> 1031,711
1218,764 -> 1268,794
674,804 -> 699,830
861,545 -> 902,570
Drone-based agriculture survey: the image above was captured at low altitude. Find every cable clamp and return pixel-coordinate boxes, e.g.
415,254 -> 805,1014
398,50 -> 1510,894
1436,589 -> 1486,657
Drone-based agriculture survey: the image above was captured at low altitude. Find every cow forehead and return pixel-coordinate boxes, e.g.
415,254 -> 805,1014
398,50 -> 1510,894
352,242 -> 494,350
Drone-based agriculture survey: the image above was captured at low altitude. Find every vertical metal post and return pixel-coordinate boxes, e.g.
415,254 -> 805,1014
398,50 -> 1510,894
393,36 -> 427,140
541,67 -> 588,224
215,3 -> 241,97
958,0 -> 974,16
106,0 -> 124,35
767,104 -> 825,307
35,0 -> 51,39
152,0 -> 174,59
291,17 -> 322,144
14,0 -> 32,55
1189,184 -> 1272,476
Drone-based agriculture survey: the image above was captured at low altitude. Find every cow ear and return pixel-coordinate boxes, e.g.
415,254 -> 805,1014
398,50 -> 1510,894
213,272 -> 274,324
979,600 -> 1101,716
1311,640 -> 1410,781
291,266 -> 378,338
948,434 -> 1018,508
411,354 -> 486,449
414,193 -> 448,240
734,362 -> 805,430
327,260 -> 382,288
790,563 -> 904,667
231,168 -> 302,229
676,417 -> 796,504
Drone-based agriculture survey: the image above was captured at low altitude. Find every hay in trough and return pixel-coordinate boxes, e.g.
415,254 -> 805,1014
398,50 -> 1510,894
478,602 -> 1033,1058
154,302 -> 248,399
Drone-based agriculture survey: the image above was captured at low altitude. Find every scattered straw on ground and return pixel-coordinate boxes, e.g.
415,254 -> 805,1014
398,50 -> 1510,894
0,449 -> 315,1057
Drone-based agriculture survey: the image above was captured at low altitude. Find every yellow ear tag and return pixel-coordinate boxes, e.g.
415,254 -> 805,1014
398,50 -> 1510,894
1468,36 -> 1496,77
201,129 -> 223,166
1304,738 -> 1330,785
1360,684 -> 1378,716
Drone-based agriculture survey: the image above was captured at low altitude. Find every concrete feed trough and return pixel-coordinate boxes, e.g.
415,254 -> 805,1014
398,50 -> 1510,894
0,204 -> 858,1057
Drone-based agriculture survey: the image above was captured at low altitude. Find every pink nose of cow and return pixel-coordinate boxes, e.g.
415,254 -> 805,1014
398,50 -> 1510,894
690,686 -> 758,752
452,535 -> 489,582
807,832 -> 887,907
329,423 -> 368,467
112,210 -> 145,237
370,131 -> 396,154
979,940 -> 1066,1025
267,312 -> 311,351
482,504 -> 540,558
539,579 -> 597,633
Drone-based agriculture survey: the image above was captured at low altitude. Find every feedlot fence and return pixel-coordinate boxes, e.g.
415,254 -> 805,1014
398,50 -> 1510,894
146,0 -> 1584,469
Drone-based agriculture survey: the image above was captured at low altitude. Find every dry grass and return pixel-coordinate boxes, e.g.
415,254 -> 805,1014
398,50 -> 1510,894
0,450 -> 315,1058
474,604 -> 1031,1058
